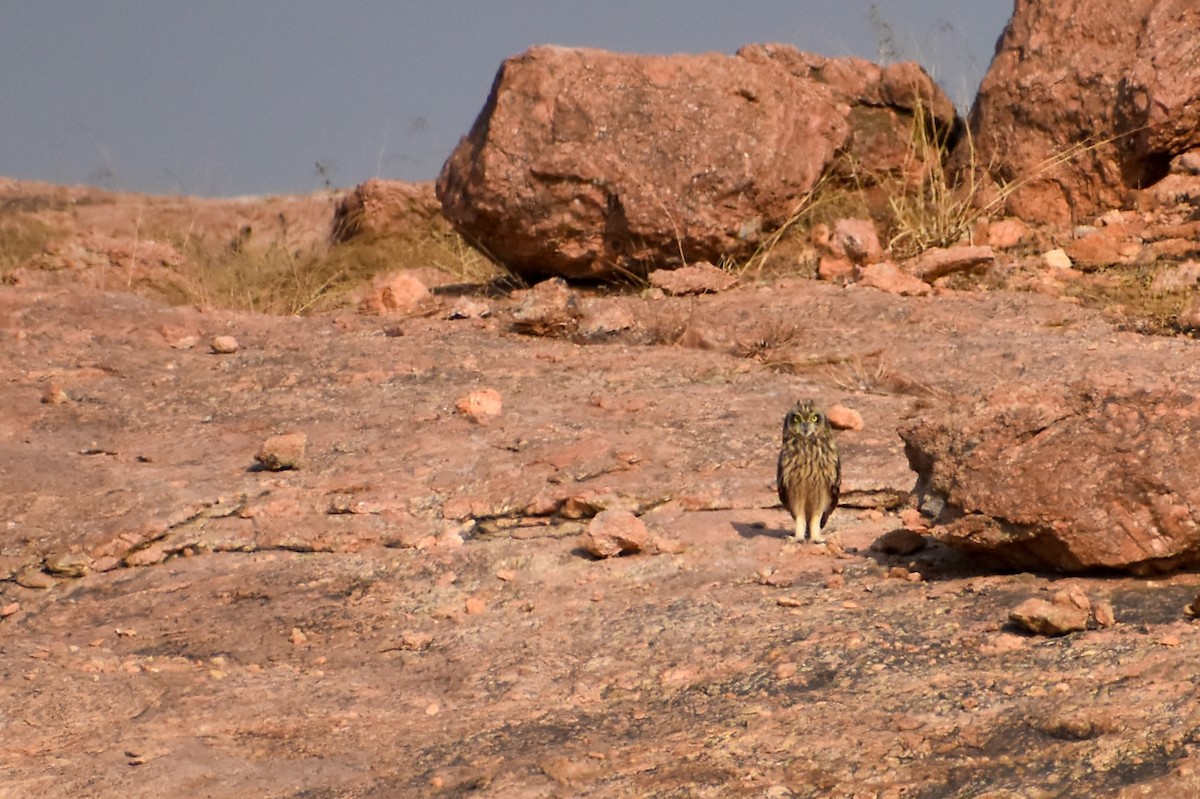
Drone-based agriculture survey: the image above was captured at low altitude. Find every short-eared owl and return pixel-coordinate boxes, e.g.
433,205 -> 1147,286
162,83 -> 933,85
777,400 -> 841,542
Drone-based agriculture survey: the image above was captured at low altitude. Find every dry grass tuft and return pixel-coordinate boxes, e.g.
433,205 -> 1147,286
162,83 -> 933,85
182,224 -> 504,315
0,212 -> 59,276
1060,263 -> 1198,336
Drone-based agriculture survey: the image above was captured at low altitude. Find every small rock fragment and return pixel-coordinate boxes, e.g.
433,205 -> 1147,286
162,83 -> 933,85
579,509 -> 649,558
465,597 -> 486,615
289,627 -> 308,645
831,218 -> 883,266
41,382 -> 68,405
14,566 -> 54,590
817,254 -> 855,282
255,432 -> 306,471
210,335 -> 239,354
44,552 -> 90,578
447,296 -> 492,320
987,218 -> 1030,248
826,404 -> 863,431
1042,248 -> 1073,270
511,278 -> 581,336
1009,591 -> 1090,636
647,262 -> 737,295
910,245 -> 995,282
1093,600 -> 1116,627
455,388 -> 502,418
358,272 -> 431,315
856,261 -> 932,296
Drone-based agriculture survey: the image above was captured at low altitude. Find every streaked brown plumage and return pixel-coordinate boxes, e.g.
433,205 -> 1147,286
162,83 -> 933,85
776,400 -> 841,542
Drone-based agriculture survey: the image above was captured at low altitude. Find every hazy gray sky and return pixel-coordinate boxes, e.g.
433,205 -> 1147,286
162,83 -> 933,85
1,2 -> 1012,197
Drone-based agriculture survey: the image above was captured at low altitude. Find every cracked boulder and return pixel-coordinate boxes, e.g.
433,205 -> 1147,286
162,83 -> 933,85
437,44 -> 956,280
901,383 -> 1200,573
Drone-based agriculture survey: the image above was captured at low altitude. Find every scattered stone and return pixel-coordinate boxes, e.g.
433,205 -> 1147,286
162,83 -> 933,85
1063,230 -> 1142,270
910,245 -> 995,282
210,335 -> 239,354
986,218 -> 1031,249
255,432 -> 307,471
511,278 -> 581,336
465,597 -> 486,615
898,508 -> 929,532
870,529 -> 928,557
1009,590 -> 1090,636
578,303 -> 636,339
856,261 -> 932,296
358,272 -> 430,315
14,566 -> 55,590
831,218 -> 883,266
397,631 -> 434,651
648,263 -> 737,296
455,388 -> 502,418
1042,249 -> 1073,270
447,296 -> 492,320
289,627 -> 308,645
579,509 -> 649,558
44,551 -> 90,578
1093,600 -> 1116,628
826,404 -> 863,431
817,254 -> 855,282
41,382 -> 68,405
160,325 -> 199,350
0,602 -> 19,618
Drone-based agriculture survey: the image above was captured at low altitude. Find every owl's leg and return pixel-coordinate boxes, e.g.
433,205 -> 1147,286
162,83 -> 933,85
807,512 -> 825,544
793,515 -> 806,541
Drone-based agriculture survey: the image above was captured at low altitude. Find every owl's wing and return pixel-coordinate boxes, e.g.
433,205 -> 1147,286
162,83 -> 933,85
821,453 -> 842,526
776,452 -> 790,509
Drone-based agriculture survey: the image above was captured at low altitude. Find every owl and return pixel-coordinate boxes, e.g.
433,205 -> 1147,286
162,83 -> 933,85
777,400 -> 841,542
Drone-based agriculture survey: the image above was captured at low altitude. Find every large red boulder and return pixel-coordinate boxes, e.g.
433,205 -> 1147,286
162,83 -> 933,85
968,0 -> 1200,224
901,382 -> 1200,573
437,44 -> 956,280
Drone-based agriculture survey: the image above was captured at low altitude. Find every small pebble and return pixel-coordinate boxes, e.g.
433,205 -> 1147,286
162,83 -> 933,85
210,335 -> 239,354
255,432 -> 307,471
41,382 -> 69,405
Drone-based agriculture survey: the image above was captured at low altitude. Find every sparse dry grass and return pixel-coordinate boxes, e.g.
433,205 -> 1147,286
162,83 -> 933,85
0,212 -> 58,277
181,224 -> 504,315
1060,262 -> 1198,336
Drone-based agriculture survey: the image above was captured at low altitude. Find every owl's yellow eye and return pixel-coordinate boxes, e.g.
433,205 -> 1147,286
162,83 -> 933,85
809,413 -> 820,423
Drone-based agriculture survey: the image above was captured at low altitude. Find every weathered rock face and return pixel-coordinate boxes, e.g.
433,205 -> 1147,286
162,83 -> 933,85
902,383 -> 1200,573
968,0 -> 1200,224
437,44 -> 956,280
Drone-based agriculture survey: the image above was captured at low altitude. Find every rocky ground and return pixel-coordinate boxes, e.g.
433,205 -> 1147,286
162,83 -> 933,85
5,243 -> 1200,798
